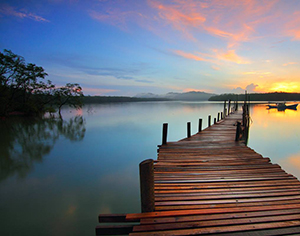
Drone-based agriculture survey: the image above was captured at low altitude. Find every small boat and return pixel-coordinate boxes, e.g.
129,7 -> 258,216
267,102 -> 298,110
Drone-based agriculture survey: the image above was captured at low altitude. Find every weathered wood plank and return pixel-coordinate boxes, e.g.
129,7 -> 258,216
130,221 -> 300,235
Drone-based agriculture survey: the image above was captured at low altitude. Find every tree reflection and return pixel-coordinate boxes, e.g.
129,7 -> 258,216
0,116 -> 86,181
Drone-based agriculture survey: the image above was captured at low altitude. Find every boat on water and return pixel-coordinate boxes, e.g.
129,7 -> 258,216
267,102 -> 298,110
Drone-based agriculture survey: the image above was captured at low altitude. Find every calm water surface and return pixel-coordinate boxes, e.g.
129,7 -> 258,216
0,101 -> 299,236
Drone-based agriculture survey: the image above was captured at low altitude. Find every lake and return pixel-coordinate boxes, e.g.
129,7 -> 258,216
0,101 -> 299,236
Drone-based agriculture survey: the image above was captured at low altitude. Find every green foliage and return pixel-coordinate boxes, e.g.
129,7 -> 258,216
0,49 -> 83,117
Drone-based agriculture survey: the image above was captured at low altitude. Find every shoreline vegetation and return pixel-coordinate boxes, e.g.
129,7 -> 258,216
0,49 -> 83,118
83,92 -> 300,104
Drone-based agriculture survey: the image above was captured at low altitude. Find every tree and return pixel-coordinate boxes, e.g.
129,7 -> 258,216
54,83 -> 83,118
0,49 -> 84,117
0,49 -> 52,115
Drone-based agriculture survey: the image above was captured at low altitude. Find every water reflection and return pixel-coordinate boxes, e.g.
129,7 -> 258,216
248,103 -> 300,180
0,116 -> 86,182
1,102 -> 299,236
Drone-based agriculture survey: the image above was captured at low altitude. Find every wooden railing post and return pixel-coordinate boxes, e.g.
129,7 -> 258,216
139,159 -> 155,213
235,121 -> 241,141
198,118 -> 202,132
217,113 -> 220,122
162,123 -> 168,145
221,112 -> 223,120
208,115 -> 211,127
223,100 -> 227,117
214,117 -> 216,124
187,122 -> 191,138
228,99 -> 231,116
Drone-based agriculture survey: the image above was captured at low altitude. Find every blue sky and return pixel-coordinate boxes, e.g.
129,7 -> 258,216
1,0 -> 300,96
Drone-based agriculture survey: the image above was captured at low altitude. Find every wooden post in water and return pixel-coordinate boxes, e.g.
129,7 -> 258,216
228,99 -> 231,116
235,121 -> 241,141
162,123 -> 168,145
221,112 -> 223,120
208,115 -> 211,127
217,113 -> 220,122
198,118 -> 202,132
139,159 -> 155,213
214,118 -> 216,124
187,122 -> 191,138
223,100 -> 227,117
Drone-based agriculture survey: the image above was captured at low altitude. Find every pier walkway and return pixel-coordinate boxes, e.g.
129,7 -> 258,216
96,108 -> 300,235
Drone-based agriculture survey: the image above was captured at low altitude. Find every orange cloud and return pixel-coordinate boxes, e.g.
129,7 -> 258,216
215,49 -> 250,64
172,50 -> 214,63
173,48 -> 249,65
283,62 -> 298,66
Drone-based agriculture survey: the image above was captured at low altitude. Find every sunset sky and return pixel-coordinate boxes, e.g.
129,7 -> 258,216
1,0 -> 300,96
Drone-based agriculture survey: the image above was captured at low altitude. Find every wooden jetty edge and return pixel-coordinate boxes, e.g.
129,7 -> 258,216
96,101 -> 300,235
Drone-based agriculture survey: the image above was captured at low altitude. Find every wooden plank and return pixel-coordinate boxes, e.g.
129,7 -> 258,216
133,214 -> 300,232
126,204 -> 300,220
155,198 -> 300,211
140,208 -> 300,224
130,221 -> 300,235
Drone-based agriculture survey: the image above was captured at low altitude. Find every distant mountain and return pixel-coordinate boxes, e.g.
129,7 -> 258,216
135,91 -> 215,101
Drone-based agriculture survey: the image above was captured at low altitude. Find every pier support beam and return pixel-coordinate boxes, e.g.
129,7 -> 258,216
139,159 -> 155,213
208,115 -> 211,127
187,122 -> 191,138
235,121 -> 241,141
198,118 -> 202,132
162,123 -> 168,145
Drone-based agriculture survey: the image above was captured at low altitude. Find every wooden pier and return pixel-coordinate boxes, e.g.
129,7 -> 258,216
96,103 -> 300,235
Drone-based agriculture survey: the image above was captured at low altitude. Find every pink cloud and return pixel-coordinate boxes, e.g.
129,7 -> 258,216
82,87 -> 118,95
148,0 -> 206,41
0,4 -> 49,22
88,0 -> 300,58
285,11 -> 300,40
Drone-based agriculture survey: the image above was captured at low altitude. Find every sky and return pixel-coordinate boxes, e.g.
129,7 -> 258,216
1,0 -> 300,96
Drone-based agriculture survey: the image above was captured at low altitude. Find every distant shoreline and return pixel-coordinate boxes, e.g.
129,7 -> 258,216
83,92 -> 300,104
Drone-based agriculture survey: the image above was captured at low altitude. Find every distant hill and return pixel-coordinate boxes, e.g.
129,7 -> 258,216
136,91 -> 215,101
83,91 -> 215,104
83,96 -> 170,104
